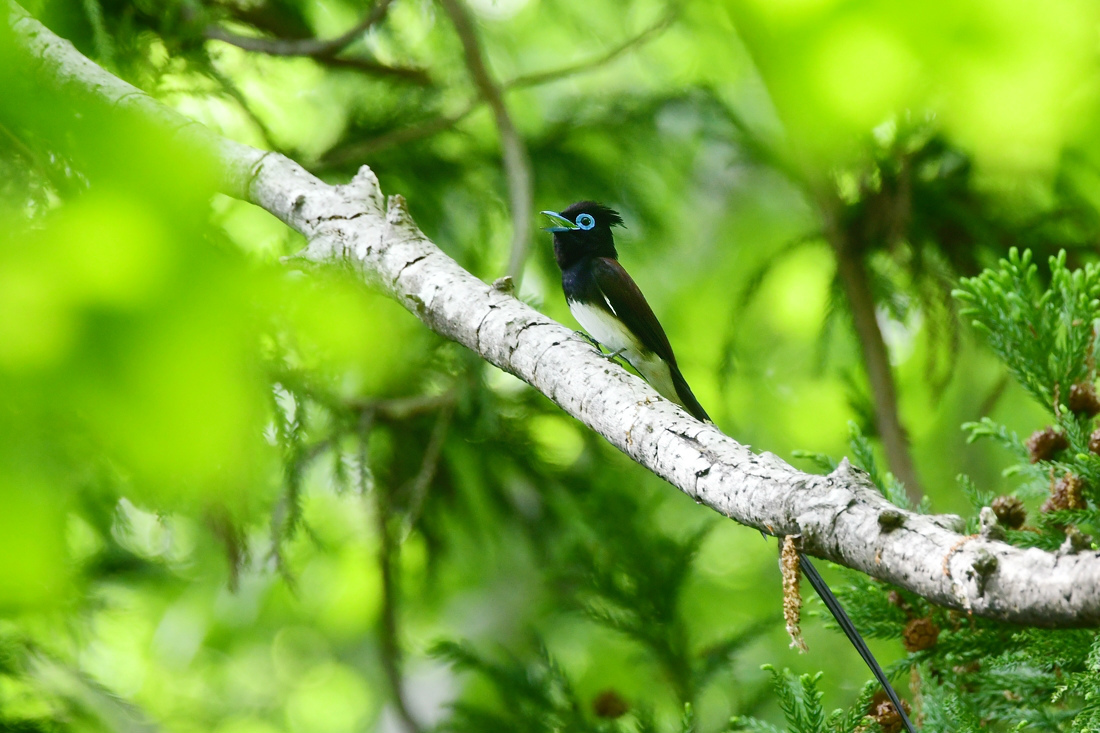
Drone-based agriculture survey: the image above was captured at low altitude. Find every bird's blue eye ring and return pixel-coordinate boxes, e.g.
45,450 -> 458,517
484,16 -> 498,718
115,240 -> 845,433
576,213 -> 596,230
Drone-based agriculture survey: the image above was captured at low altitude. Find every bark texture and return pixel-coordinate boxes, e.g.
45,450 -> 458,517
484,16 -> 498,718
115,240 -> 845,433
9,1 -> 1100,627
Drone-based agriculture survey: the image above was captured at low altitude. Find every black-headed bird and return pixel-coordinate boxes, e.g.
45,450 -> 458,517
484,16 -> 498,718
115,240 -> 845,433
541,201 -> 710,422
542,201 -> 918,733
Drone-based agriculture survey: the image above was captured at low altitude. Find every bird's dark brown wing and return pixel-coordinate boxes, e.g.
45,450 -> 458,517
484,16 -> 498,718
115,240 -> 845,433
590,257 -> 677,366
591,258 -> 710,422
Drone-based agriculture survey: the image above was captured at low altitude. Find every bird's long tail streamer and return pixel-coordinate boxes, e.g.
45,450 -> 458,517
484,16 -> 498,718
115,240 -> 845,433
799,554 -> 919,733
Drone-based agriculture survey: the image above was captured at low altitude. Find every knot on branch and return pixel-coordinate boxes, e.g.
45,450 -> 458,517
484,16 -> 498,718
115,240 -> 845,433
387,194 -> 413,226
827,456 -> 881,501
979,506 -> 1005,541
970,549 -> 998,597
830,456 -> 861,482
1058,526 -> 1093,556
346,165 -> 384,208
878,509 -> 906,532
491,276 -> 516,295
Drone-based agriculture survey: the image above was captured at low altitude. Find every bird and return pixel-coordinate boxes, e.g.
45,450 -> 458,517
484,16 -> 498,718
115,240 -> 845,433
541,201 -> 710,422
542,201 -> 918,733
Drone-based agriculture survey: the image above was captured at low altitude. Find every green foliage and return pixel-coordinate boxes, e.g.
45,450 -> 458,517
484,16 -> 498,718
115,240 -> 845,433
9,0 -> 1100,731
955,248 -> 1100,412
558,495 -> 777,706
432,641 -> 596,733
728,668 -> 878,733
769,667 -> 826,733
427,486 -> 773,732
962,418 -> 1029,462
559,503 -> 707,702
786,248 -> 1100,732
763,249 -> 1100,733
958,250 -> 1100,529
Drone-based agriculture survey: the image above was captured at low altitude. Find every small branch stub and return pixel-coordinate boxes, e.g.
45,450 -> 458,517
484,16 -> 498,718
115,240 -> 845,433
878,509 -> 906,532
978,506 -> 1005,541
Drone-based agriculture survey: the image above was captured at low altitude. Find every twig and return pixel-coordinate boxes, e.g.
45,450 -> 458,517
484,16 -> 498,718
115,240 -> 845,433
259,388 -> 330,560
206,508 -> 248,591
25,642 -> 161,733
80,0 -> 114,68
357,406 -> 377,497
317,10 -> 674,168
205,65 -> 277,150
205,0 -> 392,58
717,97 -> 924,502
351,390 -> 455,541
710,31 -> 922,503
826,207 -> 924,503
363,419 -> 424,733
0,119 -> 70,197
346,391 -> 457,421
310,55 -> 430,84
0,120 -> 37,165
203,0 -> 429,84
319,99 -> 480,169
504,8 -> 676,90
400,401 -> 455,541
976,373 -> 1011,419
439,0 -> 533,283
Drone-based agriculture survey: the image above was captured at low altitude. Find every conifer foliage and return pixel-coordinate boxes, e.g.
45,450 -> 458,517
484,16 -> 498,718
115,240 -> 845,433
437,250 -> 1100,733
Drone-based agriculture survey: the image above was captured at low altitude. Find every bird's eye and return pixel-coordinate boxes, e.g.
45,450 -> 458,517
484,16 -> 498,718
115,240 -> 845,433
576,213 -> 596,230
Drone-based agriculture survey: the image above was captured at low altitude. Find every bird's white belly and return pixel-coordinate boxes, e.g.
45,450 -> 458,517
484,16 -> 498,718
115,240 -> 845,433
568,300 -> 679,404
569,300 -> 639,354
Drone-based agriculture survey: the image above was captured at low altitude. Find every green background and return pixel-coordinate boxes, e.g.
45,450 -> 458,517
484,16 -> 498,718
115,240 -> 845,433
2,0 -> 1098,730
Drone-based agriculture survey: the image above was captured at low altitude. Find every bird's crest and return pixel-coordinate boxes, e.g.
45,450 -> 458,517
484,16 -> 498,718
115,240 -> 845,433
560,201 -> 625,229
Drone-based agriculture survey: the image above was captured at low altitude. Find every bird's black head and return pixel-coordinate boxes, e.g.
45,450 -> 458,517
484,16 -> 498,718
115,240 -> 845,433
542,201 -> 624,270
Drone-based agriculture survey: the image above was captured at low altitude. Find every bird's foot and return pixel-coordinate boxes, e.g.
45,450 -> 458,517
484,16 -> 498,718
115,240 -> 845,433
574,331 -> 625,363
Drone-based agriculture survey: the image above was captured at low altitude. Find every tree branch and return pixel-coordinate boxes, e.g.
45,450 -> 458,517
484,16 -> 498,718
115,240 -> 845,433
399,401 -> 454,541
205,0 -> 393,58
318,99 -> 480,169
203,0 -> 431,85
317,10 -> 673,169
308,55 -> 430,84
348,391 -> 457,422
439,0 -> 533,283
10,0 -> 1100,627
503,8 -> 675,90
826,215 -> 925,504
205,64 -> 278,149
358,412 -> 424,733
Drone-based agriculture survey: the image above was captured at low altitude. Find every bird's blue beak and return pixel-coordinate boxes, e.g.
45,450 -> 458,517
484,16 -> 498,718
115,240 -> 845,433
541,210 -> 579,232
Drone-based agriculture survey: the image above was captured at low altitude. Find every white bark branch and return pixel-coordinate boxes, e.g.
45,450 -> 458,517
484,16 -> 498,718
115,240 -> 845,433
9,1 -> 1100,627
